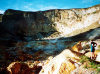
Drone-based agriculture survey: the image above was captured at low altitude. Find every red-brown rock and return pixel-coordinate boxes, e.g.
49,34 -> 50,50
7,62 -> 42,74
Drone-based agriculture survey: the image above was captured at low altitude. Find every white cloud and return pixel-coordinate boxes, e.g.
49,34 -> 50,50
38,5 -> 69,11
38,5 -> 58,10
23,4 -> 69,12
23,6 -> 38,11
23,5 -> 58,11
0,10 -> 4,14
23,3 -> 38,11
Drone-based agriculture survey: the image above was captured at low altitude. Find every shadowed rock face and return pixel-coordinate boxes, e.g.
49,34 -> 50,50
0,4 -> 100,41
0,9 -> 56,41
0,14 -> 3,22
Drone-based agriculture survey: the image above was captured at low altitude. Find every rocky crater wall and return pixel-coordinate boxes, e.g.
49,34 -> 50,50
0,5 -> 100,41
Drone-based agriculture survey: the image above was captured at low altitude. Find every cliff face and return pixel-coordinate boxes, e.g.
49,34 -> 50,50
0,5 -> 100,41
0,14 -> 3,22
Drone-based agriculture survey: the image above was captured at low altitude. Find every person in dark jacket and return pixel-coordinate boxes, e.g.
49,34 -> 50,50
90,40 -> 97,59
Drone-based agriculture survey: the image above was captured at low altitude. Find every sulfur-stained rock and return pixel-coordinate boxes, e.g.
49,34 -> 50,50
59,62 -> 75,74
39,49 -> 81,74
7,62 -> 42,74
7,62 -> 29,74
72,41 -> 82,52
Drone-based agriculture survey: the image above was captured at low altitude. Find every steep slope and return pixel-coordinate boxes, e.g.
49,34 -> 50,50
0,4 -> 100,41
39,49 -> 80,74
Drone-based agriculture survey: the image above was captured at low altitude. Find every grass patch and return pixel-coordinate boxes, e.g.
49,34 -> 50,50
97,68 -> 100,73
80,56 -> 100,73
80,56 -> 89,64
93,11 -> 96,14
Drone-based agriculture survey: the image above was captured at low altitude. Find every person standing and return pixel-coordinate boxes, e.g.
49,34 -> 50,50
90,40 -> 97,59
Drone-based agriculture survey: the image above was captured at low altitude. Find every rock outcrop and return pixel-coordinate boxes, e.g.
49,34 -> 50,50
0,5 -> 100,41
7,62 -> 42,74
72,41 -> 82,52
39,49 -> 81,74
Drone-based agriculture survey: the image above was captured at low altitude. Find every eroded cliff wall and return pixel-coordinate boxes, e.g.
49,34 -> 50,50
0,5 -> 100,41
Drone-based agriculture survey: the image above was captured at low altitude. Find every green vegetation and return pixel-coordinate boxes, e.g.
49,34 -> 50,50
93,11 -> 96,14
97,68 -> 100,73
80,56 -> 89,64
80,56 -> 100,73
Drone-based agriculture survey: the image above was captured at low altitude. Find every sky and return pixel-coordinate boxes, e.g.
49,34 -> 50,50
0,0 -> 100,14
